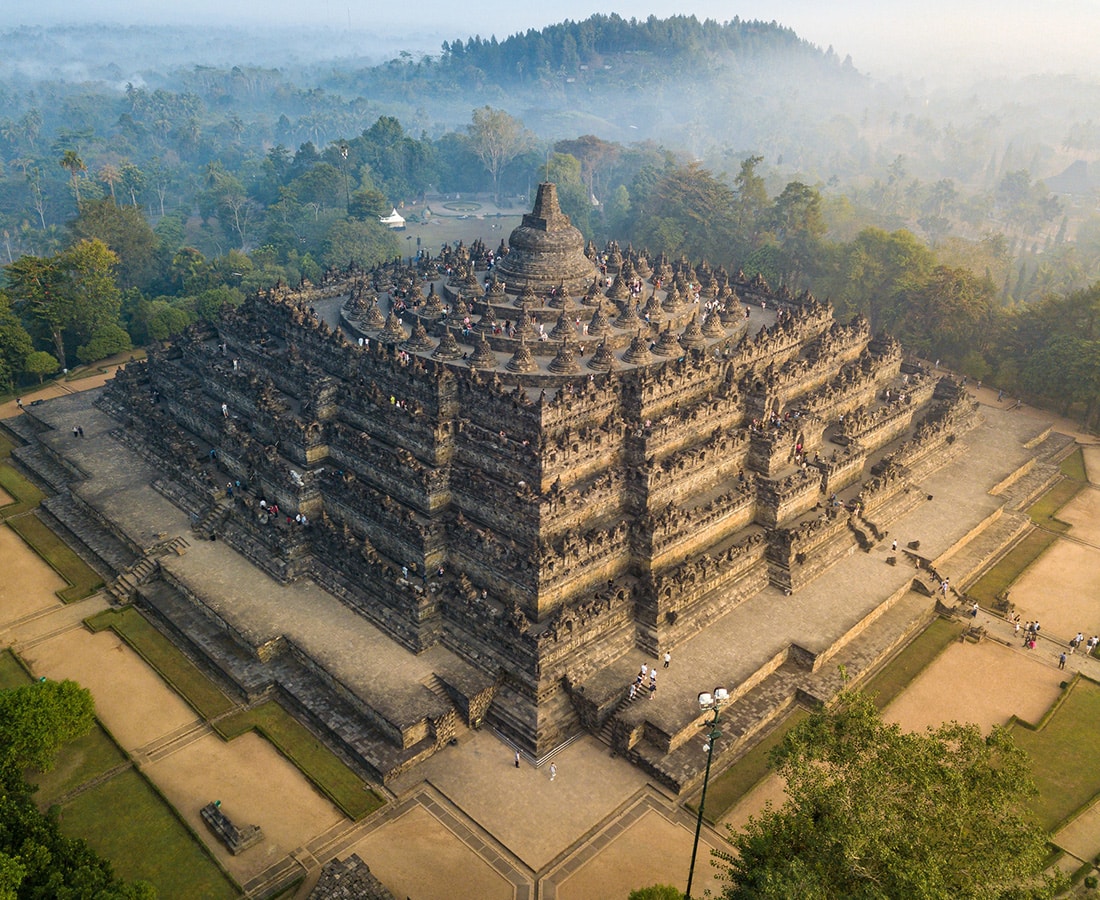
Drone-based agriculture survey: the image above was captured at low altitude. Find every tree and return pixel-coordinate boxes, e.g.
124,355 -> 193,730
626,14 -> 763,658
61,239 -> 124,348
467,106 -> 533,203
0,295 -> 34,391
0,680 -> 94,778
825,228 -> 934,332
554,135 -> 619,203
716,691 -> 1062,900
0,681 -> 156,899
70,198 -> 160,291
190,286 -> 244,323
545,153 -> 592,238
634,164 -> 736,265
896,265 -> 995,362
5,240 -> 123,371
628,885 -> 683,900
321,218 -> 400,271
77,323 -> 132,365
4,254 -> 67,369
119,163 -> 145,207
98,163 -> 121,204
23,350 -> 59,383
764,181 -> 826,287
732,155 -> 768,248
58,150 -> 87,207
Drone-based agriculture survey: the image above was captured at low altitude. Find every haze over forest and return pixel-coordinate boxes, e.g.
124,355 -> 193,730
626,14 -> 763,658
0,3 -> 1098,427
8,0 -> 1100,83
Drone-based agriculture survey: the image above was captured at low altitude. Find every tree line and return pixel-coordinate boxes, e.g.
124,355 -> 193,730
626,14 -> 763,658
0,115 -> 1097,427
0,677 -> 154,897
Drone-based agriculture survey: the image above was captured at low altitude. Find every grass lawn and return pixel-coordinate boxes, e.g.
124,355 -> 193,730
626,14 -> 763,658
1060,447 -> 1088,483
215,701 -> 384,821
6,515 -> 104,602
859,616 -> 968,709
31,721 -> 128,806
86,608 -> 384,821
967,528 -> 1060,606
0,649 -> 32,689
1011,677 -> 1100,832
1027,449 -> 1087,532
969,449 -> 1089,604
85,607 -> 235,720
60,767 -> 239,900
0,463 -> 45,518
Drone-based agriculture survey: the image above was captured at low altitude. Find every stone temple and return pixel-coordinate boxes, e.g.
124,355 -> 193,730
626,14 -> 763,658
7,184 -> 1073,792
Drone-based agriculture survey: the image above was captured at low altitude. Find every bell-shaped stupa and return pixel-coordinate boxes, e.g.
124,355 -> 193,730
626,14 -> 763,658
493,183 -> 597,296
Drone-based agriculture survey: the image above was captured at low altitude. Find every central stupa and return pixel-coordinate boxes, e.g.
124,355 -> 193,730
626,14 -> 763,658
493,182 -> 597,295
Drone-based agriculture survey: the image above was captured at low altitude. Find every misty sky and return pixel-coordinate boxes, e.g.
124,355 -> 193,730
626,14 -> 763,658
10,0 -> 1099,81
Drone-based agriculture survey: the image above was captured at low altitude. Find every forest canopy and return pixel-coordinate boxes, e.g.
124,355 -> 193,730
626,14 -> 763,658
0,15 -> 1096,425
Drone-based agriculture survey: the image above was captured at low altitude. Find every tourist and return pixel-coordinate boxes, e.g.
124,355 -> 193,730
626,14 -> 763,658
663,650 -> 671,668
1059,652 -> 1067,670
514,750 -> 520,769
549,763 -> 557,781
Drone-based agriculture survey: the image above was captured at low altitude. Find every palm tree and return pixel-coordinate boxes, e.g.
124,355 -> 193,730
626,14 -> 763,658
59,150 -> 86,206
99,163 -> 120,204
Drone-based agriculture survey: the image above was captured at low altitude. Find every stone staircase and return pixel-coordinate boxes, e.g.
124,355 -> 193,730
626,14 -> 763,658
846,514 -> 875,552
106,536 -> 190,603
38,493 -> 137,577
421,674 -> 468,740
192,501 -> 231,540
629,588 -> 938,795
11,442 -> 77,492
597,687 -> 645,745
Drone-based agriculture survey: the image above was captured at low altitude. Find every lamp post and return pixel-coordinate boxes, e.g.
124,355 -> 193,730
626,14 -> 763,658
686,686 -> 729,900
339,142 -> 351,214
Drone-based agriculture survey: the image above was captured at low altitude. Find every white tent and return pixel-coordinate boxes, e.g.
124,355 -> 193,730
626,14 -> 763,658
379,207 -> 406,229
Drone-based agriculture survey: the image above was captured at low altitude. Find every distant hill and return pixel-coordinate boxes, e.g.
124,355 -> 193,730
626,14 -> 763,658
317,14 -> 866,149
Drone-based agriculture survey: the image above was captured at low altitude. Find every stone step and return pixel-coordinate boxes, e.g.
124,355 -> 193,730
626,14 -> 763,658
0,413 -> 46,444
39,493 -> 137,575
137,579 -> 442,784
943,510 -> 1033,594
11,443 -> 75,493
628,590 -> 938,794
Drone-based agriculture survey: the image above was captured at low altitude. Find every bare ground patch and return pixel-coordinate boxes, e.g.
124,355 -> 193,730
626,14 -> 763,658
0,523 -> 66,621
20,627 -> 201,751
144,731 -> 345,885
344,803 -> 515,900
883,639 -> 1065,733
